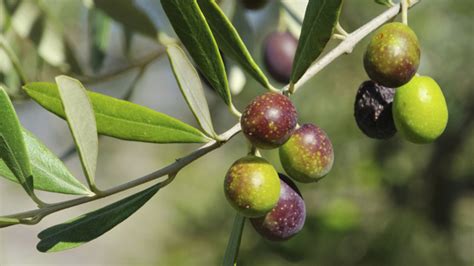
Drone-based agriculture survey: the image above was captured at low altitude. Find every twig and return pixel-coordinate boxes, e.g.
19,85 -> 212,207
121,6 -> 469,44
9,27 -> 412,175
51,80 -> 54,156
3,123 -> 241,224
283,0 -> 420,94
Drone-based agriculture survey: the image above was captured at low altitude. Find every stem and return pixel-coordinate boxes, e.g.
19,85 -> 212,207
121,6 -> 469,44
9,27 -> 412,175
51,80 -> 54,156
4,123 -> 242,224
0,35 -> 28,85
402,0 -> 409,25
283,0 -> 420,94
336,22 -> 349,36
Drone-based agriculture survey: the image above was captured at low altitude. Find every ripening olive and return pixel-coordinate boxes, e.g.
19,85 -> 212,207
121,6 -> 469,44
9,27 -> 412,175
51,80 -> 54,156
250,174 -> 306,241
364,22 -> 420,87
393,75 -> 448,144
279,124 -> 334,183
263,31 -> 298,84
224,155 -> 281,218
241,92 -> 298,149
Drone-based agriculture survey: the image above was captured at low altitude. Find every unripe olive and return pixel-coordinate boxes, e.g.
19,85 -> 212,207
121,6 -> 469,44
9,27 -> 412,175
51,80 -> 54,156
241,92 -> 298,149
393,75 -> 448,144
364,22 -> 420,88
263,31 -> 298,84
250,174 -> 306,241
279,124 -> 334,183
224,155 -> 281,218
241,0 -> 268,10
354,80 -> 397,139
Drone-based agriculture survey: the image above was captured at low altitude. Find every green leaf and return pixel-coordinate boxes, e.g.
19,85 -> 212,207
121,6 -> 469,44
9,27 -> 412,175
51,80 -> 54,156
37,183 -> 160,252
94,0 -> 157,38
88,9 -> 110,72
161,0 -> 232,106
0,217 -> 20,228
0,129 -> 92,195
0,87 -> 37,201
290,0 -> 343,84
56,76 -> 98,190
23,82 -> 210,143
166,44 -> 216,138
222,213 -> 245,266
197,0 -> 271,90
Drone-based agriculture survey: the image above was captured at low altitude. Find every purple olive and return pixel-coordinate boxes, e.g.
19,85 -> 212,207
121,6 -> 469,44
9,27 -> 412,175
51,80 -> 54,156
241,92 -> 298,149
263,31 -> 298,84
250,174 -> 306,241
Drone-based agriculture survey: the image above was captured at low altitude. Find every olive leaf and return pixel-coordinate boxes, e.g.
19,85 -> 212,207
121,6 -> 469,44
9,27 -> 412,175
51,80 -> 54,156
161,0 -> 232,106
94,0 -> 157,38
222,213 -> 245,266
56,76 -> 98,190
0,129 -> 92,195
166,44 -> 216,138
0,87 -> 37,202
290,0 -> 343,84
375,0 -> 394,7
197,0 -> 271,90
23,82 -> 210,143
37,183 -> 161,252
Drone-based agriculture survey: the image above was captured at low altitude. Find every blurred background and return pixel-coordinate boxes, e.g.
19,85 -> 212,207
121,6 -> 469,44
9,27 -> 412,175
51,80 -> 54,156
0,0 -> 473,265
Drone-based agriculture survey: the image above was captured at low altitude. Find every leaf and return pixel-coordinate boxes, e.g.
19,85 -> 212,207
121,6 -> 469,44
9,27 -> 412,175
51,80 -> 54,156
197,0 -> 271,89
23,82 -> 210,143
290,0 -> 343,84
166,44 -> 216,138
0,129 -> 92,195
94,0 -> 157,38
38,20 -> 65,67
375,0 -> 393,7
0,217 -> 20,228
0,87 -> 36,200
37,183 -> 160,252
88,9 -> 110,72
56,76 -> 98,190
222,213 -> 245,266
160,0 -> 232,106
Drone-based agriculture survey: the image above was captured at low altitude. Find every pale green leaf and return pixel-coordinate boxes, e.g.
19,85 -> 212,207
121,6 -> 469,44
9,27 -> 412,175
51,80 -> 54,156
37,183 -> 160,252
161,0 -> 232,105
56,76 -> 98,189
0,129 -> 92,195
166,44 -> 216,138
23,82 -> 209,143
290,0 -> 343,84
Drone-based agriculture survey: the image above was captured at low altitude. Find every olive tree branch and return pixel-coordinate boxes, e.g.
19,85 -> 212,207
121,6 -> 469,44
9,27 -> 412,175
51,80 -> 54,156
284,0 -> 420,94
3,123 -> 241,225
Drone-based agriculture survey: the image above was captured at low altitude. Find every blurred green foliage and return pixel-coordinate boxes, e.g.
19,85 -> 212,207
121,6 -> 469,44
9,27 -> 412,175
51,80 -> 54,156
0,0 -> 472,265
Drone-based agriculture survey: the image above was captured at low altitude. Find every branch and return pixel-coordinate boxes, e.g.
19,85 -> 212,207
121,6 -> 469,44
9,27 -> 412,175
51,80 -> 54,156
284,0 -> 421,94
3,123 -> 241,225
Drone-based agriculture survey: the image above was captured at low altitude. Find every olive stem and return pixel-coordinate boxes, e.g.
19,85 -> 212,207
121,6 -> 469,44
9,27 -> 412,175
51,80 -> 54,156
2,123 -> 242,225
402,0 -> 409,25
283,0 -> 420,94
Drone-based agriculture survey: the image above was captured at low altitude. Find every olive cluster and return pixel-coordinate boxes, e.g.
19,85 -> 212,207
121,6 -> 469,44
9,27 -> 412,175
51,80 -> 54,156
224,93 -> 334,241
355,22 -> 448,143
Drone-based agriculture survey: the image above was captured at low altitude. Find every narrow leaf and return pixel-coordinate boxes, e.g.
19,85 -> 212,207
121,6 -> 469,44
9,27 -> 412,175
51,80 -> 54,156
23,82 -> 209,143
56,76 -> 98,189
290,0 -> 343,84
37,184 -> 160,252
0,217 -> 20,228
197,0 -> 271,89
161,0 -> 232,105
375,0 -> 393,7
94,0 -> 157,38
222,213 -> 245,266
0,129 -> 92,195
166,44 -> 216,137
0,87 -> 36,200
